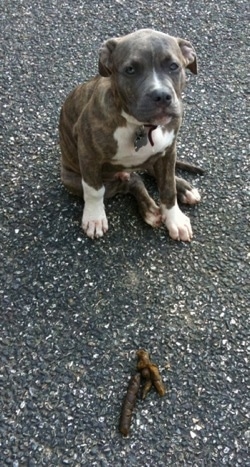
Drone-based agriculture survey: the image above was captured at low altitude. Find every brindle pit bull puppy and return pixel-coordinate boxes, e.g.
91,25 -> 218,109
59,29 -> 203,241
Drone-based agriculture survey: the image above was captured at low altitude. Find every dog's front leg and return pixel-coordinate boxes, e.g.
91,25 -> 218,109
78,151 -> 108,239
154,147 -> 193,241
81,180 -> 108,239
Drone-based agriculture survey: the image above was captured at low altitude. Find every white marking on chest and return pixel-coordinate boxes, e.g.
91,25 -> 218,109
112,124 -> 175,168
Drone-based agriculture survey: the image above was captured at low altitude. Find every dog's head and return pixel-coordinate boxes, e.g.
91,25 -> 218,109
99,29 -> 197,125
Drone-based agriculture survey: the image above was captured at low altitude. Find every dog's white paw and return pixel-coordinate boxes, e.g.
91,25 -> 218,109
82,212 -> 108,239
182,188 -> 201,205
81,181 -> 108,239
161,203 -> 193,241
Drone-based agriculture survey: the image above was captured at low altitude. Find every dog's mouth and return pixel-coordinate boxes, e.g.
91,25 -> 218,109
131,100 -> 181,126
124,100 -> 180,128
150,114 -> 173,126
138,108 -> 180,127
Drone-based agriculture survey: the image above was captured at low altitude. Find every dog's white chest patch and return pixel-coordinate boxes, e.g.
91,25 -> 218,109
112,124 -> 175,168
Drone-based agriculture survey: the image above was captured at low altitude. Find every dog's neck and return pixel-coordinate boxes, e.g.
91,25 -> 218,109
144,124 -> 158,146
134,124 -> 159,151
121,110 -> 160,151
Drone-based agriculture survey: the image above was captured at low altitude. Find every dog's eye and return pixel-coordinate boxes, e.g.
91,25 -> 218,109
169,62 -> 179,71
124,66 -> 136,75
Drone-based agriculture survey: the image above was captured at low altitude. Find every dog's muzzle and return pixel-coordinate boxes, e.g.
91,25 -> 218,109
148,88 -> 173,106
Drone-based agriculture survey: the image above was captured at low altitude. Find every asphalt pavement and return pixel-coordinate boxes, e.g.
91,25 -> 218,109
1,0 -> 249,466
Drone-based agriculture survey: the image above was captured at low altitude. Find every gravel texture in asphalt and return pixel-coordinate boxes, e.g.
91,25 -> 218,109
1,0 -> 249,466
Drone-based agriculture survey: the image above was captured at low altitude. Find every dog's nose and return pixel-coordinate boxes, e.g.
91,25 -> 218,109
150,89 -> 172,105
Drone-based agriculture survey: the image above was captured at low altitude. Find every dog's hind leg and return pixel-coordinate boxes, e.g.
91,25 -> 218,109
176,177 -> 201,205
105,173 -> 161,227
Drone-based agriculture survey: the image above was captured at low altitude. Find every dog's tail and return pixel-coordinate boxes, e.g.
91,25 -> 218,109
176,160 -> 205,175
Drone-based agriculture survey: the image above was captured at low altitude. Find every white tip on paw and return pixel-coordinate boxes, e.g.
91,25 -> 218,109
82,216 -> 108,239
161,203 -> 193,242
183,188 -> 201,205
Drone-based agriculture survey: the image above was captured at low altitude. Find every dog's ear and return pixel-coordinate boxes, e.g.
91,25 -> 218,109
98,38 -> 119,77
177,38 -> 197,74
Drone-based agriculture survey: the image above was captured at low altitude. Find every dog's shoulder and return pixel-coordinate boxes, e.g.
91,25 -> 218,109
64,76 -> 119,123
62,76 -> 101,114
